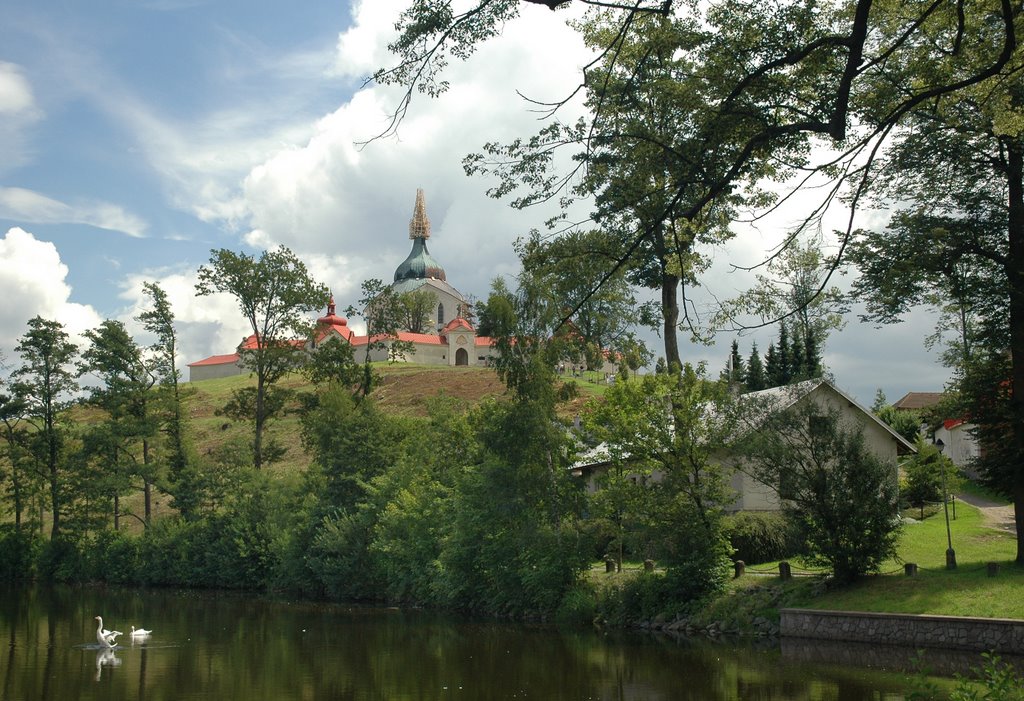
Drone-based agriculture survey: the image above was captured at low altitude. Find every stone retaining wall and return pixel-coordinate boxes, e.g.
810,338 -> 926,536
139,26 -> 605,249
780,608 -> 1024,653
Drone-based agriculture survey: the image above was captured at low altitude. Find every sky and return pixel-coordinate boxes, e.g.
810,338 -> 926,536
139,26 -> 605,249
0,0 -> 949,406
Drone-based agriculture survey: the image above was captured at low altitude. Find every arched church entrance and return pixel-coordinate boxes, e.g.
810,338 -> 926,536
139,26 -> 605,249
455,348 -> 469,366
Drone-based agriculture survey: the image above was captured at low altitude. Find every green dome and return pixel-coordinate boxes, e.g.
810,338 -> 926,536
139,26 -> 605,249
394,237 -> 447,282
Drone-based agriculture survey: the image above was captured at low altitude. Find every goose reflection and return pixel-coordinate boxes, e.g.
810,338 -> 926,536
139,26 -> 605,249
95,647 -> 121,681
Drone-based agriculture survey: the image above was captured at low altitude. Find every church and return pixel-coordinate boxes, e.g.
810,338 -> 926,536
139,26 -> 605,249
188,190 -> 497,382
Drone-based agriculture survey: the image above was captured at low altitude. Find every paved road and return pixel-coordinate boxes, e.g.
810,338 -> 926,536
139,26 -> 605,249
957,492 -> 1017,534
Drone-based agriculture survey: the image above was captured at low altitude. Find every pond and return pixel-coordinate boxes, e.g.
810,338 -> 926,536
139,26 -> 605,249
1,584 -> 965,700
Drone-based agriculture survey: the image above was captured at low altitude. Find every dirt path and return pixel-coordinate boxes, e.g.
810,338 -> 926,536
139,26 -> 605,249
956,492 -> 1018,534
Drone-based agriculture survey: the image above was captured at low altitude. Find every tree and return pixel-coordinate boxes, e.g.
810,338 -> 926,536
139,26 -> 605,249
137,281 -> 196,519
398,288 -> 438,334
585,365 -> 737,598
12,317 -> 79,540
517,229 -> 640,368
745,342 -> 766,391
346,279 -> 416,397
376,2 -> 1017,354
722,339 -> 745,386
0,368 -> 35,531
716,237 -> 847,370
196,247 -> 329,469
903,437 -> 961,520
79,319 -> 158,527
736,401 -> 901,582
848,19 -> 1024,561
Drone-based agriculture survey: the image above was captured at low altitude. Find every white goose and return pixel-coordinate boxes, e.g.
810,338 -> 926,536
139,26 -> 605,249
130,625 -> 152,638
94,616 -> 121,648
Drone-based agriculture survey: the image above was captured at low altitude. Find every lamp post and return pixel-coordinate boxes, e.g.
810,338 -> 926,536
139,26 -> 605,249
935,438 -> 956,569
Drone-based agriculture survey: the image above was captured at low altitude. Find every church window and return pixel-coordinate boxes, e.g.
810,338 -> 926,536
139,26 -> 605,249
437,302 -> 445,325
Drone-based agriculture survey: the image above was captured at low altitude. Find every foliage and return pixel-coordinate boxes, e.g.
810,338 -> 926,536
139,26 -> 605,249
12,316 -> 79,541
874,403 -> 923,445
902,437 -> 963,518
196,246 -> 329,468
346,278 -> 416,396
0,526 -> 41,581
736,401 -> 901,582
137,281 -> 193,518
715,237 -> 847,365
723,511 -> 802,565
584,365 -> 737,599
516,229 -> 640,368
397,287 -> 438,334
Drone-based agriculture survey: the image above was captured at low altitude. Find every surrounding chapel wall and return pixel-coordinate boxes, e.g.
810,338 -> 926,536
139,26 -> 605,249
188,361 -> 245,382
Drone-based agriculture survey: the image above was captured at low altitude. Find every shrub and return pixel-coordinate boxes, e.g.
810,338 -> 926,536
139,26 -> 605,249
0,526 -> 42,581
724,511 -> 802,565
555,584 -> 597,627
86,530 -> 141,584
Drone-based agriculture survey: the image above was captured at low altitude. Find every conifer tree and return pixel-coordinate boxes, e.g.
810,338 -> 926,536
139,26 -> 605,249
745,342 -> 766,391
764,343 -> 778,388
723,339 -> 745,386
789,325 -> 806,380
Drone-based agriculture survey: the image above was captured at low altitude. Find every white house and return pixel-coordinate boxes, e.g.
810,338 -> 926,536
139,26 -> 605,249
572,378 -> 916,513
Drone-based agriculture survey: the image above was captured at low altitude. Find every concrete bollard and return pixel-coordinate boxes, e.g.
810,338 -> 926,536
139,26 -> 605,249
643,559 -> 655,572
779,561 -> 792,580
987,562 -> 1000,577
734,560 -> 745,579
904,563 -> 918,576
605,558 -> 616,573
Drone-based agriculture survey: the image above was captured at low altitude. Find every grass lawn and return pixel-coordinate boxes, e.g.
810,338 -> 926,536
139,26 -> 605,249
586,502 -> 1022,622
804,501 -> 1022,618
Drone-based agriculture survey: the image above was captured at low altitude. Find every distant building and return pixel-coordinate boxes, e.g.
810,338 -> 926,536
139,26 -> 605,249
891,391 -> 980,472
188,189 -> 497,381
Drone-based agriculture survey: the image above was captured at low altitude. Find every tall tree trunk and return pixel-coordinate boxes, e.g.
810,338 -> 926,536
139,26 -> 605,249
1006,144 -> 1024,564
661,271 -> 681,371
142,438 -> 151,525
254,372 -> 265,470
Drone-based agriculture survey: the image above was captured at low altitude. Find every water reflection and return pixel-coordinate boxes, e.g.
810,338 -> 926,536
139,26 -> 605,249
0,583 -> 977,700
94,647 -> 121,682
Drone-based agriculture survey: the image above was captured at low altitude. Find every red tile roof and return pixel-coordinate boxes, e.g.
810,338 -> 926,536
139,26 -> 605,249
188,353 -> 240,367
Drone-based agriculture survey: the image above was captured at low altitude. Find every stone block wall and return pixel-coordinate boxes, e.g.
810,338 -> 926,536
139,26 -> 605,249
780,608 -> 1024,653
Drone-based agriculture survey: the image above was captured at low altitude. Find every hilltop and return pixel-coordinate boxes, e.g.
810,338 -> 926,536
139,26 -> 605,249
183,363 -> 607,473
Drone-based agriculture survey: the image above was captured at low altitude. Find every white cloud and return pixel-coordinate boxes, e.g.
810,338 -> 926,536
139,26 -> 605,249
0,227 -> 104,365
0,62 -> 37,115
0,187 -> 147,237
235,1 -> 593,309
0,61 -> 41,174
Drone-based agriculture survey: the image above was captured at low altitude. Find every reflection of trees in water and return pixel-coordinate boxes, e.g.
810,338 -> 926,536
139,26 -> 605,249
0,584 -> 963,699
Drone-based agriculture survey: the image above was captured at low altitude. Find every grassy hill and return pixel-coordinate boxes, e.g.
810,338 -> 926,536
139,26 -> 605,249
183,362 -> 610,473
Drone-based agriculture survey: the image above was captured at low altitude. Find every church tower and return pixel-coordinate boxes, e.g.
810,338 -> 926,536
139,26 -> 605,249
390,189 -> 467,332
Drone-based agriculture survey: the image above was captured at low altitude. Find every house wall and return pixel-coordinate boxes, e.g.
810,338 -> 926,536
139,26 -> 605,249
188,361 -> 245,382
726,384 -> 903,512
933,423 -> 980,475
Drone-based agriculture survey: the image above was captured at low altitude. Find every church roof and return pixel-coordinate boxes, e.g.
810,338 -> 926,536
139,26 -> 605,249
390,276 -> 466,302
441,317 -> 474,334
394,189 -> 447,282
315,297 -> 354,342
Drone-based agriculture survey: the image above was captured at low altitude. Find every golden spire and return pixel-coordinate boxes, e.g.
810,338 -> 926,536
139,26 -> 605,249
408,188 -> 431,240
